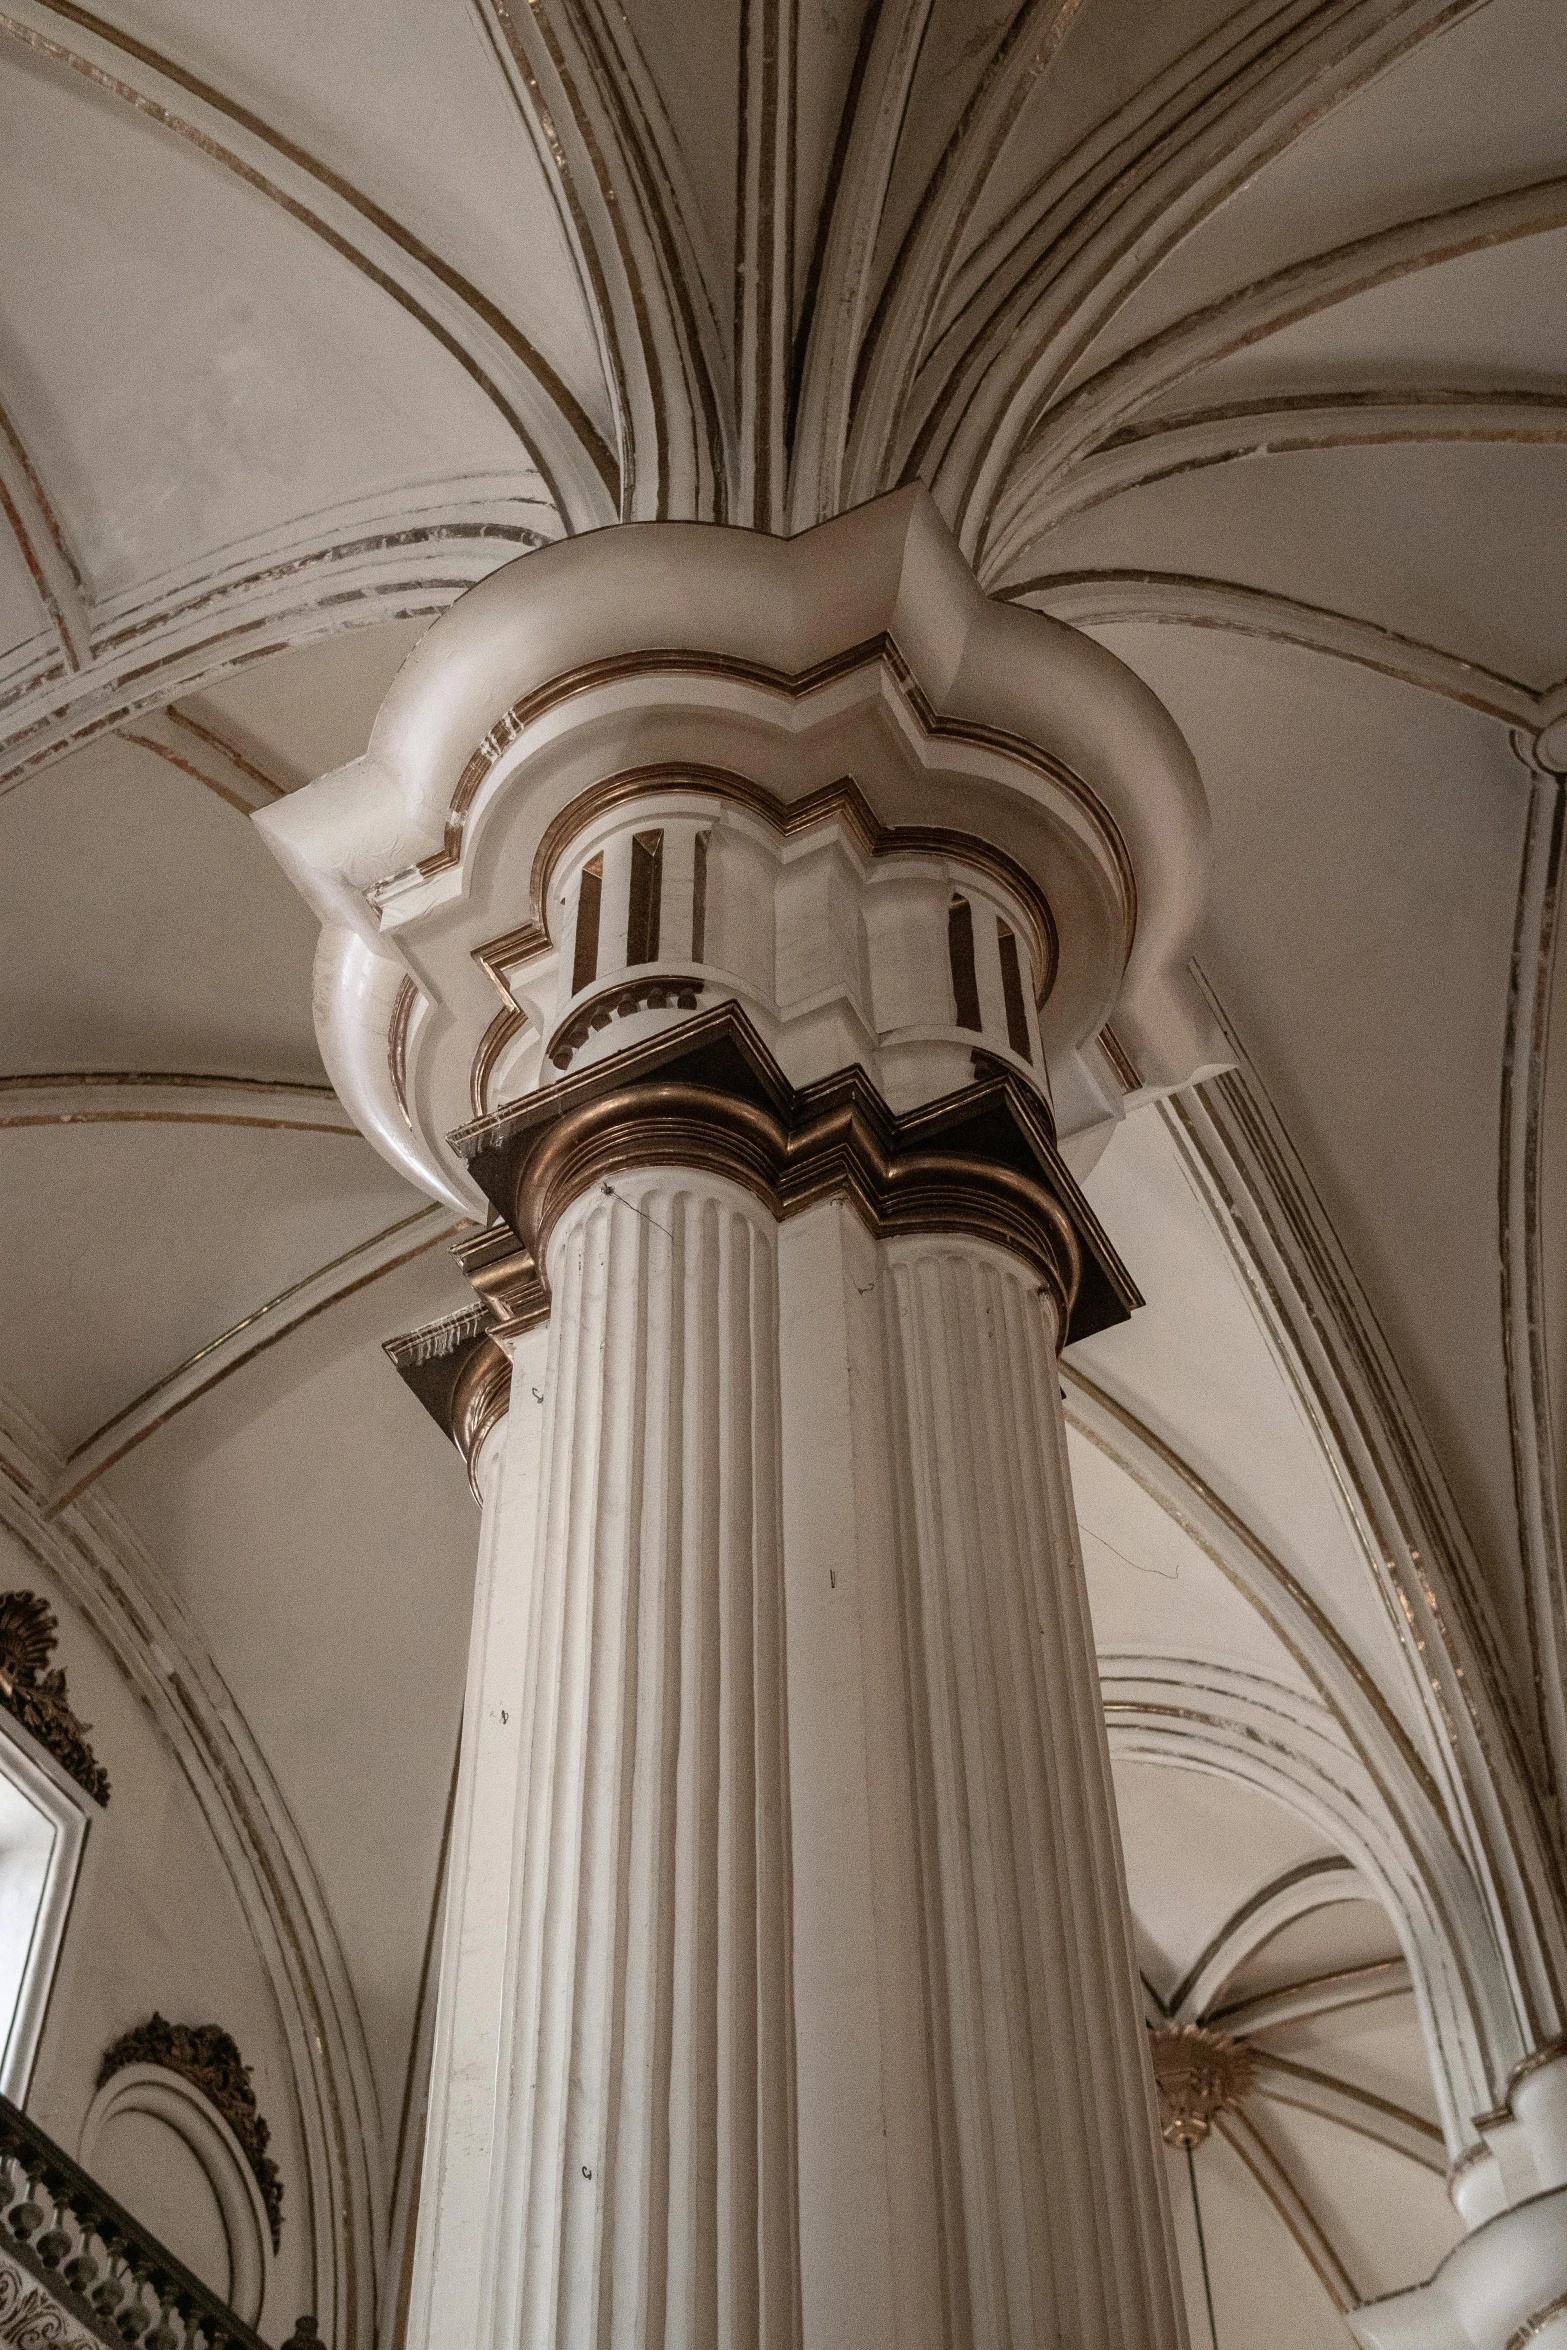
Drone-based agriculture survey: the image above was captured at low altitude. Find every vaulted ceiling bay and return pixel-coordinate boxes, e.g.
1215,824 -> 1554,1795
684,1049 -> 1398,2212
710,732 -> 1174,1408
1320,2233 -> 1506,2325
1,5 -> 1563,2347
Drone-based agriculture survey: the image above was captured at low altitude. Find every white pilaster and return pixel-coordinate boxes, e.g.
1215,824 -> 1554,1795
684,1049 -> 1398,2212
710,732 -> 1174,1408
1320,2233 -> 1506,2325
404,1328 -> 547,2350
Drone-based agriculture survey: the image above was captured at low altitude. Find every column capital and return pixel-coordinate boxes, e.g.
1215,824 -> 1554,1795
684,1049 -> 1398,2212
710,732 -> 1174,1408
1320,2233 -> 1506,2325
255,487 -> 1225,1218
450,999 -> 1139,1348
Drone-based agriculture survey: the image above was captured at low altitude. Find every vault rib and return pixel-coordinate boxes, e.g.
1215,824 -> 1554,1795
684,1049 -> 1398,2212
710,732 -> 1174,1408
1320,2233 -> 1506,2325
1001,568 -> 1543,725
0,0 -> 617,526
982,175 -> 1567,575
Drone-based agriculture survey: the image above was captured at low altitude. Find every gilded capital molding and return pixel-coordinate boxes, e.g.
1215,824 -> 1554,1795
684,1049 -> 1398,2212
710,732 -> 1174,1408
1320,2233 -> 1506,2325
383,1307 -> 518,1497
256,488 -> 1224,1216
449,1001 -> 1138,1348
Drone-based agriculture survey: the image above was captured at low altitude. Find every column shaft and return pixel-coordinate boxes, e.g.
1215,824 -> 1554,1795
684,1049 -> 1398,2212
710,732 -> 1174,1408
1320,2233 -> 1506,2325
879,1235 -> 1185,2350
774,1203 -> 1185,2350
414,1186 -> 1183,2350
490,1173 -> 799,2350
406,1327 -> 547,2350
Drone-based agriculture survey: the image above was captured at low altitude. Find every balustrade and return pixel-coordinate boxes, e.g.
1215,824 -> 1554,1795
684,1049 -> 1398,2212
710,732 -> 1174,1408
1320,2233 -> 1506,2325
0,2095 -> 315,2350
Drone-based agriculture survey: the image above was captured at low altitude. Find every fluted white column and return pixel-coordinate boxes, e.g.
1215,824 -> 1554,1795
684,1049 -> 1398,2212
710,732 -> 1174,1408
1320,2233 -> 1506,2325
775,1202 -> 1186,2350
407,1330 -> 548,2350
415,1184 -> 1184,2350
880,1234 -> 1185,2350
447,1170 -> 800,2350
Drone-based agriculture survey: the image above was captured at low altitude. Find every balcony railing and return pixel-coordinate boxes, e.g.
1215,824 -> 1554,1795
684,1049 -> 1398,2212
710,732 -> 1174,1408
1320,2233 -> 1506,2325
0,2092 -> 317,2348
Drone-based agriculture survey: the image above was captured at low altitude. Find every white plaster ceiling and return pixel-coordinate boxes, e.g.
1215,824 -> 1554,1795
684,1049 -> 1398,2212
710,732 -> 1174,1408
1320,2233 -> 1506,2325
3,0 -> 1563,2335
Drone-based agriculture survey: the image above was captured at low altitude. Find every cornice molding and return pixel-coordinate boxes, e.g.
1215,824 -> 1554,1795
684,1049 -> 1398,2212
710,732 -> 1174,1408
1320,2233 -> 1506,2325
448,1001 -> 1138,1349
388,635 -> 1135,944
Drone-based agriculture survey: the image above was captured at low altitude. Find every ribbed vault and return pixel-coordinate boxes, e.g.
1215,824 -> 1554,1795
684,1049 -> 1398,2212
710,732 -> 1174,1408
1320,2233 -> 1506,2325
1,5 -> 1564,2343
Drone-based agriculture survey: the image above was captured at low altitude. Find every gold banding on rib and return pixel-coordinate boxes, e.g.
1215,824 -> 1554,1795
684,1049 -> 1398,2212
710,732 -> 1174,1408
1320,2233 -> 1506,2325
1507,2292 -> 1567,2350
387,976 -> 417,1132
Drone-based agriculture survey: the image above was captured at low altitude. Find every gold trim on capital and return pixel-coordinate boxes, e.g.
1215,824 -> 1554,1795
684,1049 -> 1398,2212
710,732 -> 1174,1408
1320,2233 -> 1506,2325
547,974 -> 704,1070
470,1005 -> 530,1117
449,1002 -> 1139,1350
378,635 -> 1130,959
388,976 -> 417,1132
384,1302 -> 519,1499
450,1337 -> 512,1499
454,1223 -> 548,1341
470,761 -> 1062,1011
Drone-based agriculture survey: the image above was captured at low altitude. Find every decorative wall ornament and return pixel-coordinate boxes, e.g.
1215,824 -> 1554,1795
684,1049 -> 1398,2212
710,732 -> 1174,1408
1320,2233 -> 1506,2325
96,2017 -> 282,2251
0,1396 -> 378,2350
0,1594 -> 108,1808
1149,2023 -> 1255,2149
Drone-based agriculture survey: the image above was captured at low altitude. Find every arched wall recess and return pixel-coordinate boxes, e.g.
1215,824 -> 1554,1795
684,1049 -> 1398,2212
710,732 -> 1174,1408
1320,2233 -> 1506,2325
78,2064 -> 271,2326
